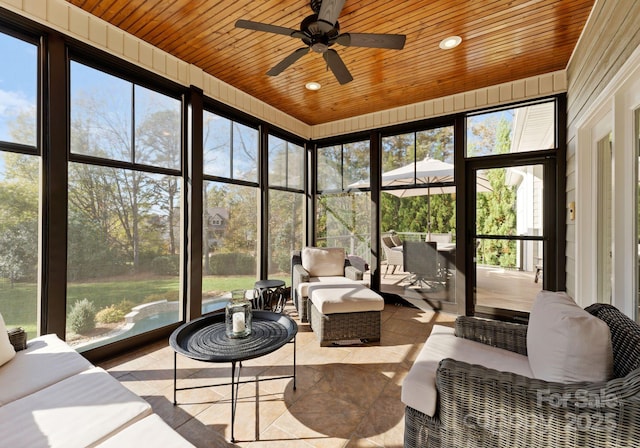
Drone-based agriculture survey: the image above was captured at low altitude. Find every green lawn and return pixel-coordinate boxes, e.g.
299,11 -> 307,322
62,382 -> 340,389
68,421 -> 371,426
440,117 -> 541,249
0,274 -> 289,339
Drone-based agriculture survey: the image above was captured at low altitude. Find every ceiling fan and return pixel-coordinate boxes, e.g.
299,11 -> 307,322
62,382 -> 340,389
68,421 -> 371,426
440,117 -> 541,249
235,0 -> 406,85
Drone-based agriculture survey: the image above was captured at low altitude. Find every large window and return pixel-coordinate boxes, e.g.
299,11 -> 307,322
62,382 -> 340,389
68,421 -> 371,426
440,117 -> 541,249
268,135 -> 304,281
203,112 -> 258,182
380,126 -> 456,301
0,32 -> 39,338
317,140 -> 371,263
381,126 -> 455,236
202,110 -> 259,313
466,101 -> 555,157
67,61 -> 182,351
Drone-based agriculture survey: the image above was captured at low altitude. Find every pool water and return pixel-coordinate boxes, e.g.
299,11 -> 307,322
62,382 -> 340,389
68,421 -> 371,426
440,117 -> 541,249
77,299 -> 228,352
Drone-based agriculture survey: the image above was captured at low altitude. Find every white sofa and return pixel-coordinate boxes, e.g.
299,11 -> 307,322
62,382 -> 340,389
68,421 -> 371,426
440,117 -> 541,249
0,313 -> 194,448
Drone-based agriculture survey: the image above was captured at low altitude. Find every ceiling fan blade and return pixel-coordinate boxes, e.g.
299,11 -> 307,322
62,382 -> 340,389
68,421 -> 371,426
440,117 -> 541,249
336,33 -> 406,50
235,19 -> 297,37
323,49 -> 353,85
266,48 -> 310,76
317,0 -> 346,32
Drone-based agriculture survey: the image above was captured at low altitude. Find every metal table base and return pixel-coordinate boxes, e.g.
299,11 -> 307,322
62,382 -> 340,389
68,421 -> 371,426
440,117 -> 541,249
170,311 -> 297,443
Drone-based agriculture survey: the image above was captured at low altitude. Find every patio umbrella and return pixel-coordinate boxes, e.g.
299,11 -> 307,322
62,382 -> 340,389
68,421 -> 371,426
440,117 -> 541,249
349,157 -> 492,233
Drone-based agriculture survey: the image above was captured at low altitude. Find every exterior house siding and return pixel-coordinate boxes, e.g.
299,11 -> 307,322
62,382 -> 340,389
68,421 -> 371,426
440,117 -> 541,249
566,0 -> 640,299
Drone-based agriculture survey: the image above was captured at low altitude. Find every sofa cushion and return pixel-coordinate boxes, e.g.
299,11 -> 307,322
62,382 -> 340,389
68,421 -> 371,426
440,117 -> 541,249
96,414 -> 195,447
0,312 -> 16,367
308,283 -> 384,314
0,367 -> 152,448
301,247 -> 345,277
527,290 -> 613,383
0,333 -> 93,405
401,325 -> 532,417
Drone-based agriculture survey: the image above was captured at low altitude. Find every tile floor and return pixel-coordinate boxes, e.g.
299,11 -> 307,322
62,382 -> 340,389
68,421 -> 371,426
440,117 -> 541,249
98,301 -> 457,447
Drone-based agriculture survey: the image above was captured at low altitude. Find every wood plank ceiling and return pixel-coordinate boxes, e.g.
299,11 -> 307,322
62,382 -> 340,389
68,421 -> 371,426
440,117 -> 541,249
66,0 -> 595,126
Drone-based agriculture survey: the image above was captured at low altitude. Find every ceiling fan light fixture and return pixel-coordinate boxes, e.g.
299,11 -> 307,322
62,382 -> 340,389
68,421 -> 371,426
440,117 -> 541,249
311,42 -> 329,53
305,81 -> 322,91
439,35 -> 462,50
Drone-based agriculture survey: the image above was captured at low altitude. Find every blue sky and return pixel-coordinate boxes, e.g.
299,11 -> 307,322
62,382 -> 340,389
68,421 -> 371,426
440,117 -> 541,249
0,33 -> 37,143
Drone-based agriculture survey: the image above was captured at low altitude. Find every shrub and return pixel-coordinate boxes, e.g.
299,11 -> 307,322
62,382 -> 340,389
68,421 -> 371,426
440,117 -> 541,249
150,255 -> 179,276
143,290 -> 179,303
68,298 -> 96,334
208,253 -> 256,275
96,299 -> 133,324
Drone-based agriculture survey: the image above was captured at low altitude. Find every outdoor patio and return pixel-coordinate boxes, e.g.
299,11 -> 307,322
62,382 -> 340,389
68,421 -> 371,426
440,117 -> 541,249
377,263 -> 541,313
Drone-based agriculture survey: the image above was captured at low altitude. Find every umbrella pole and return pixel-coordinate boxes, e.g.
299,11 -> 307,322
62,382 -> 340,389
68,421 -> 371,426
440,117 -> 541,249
427,191 -> 431,239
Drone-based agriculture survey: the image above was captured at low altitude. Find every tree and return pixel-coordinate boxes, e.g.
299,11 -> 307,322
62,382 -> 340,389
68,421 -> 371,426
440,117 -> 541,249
68,86 -> 180,277
0,223 -> 38,286
136,109 -> 181,256
473,116 -> 518,267
0,152 -> 39,285
380,126 -> 455,236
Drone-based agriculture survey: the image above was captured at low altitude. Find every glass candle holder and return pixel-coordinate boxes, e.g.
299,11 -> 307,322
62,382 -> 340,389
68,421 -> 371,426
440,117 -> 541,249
225,289 -> 252,338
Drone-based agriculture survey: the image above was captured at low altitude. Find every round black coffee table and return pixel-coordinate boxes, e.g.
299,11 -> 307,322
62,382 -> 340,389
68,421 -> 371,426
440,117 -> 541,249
170,310 -> 297,442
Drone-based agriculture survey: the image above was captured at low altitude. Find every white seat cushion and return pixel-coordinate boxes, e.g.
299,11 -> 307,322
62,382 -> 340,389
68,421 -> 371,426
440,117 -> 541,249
527,290 -> 613,383
309,283 -> 384,314
96,414 -> 195,447
301,247 -> 345,277
0,334 -> 93,405
0,367 -> 152,447
296,275 -> 360,299
401,325 -> 532,417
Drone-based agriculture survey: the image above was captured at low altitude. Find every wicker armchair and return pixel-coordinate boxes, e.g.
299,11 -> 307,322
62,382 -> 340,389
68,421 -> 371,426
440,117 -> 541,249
404,303 -> 640,447
291,248 -> 363,322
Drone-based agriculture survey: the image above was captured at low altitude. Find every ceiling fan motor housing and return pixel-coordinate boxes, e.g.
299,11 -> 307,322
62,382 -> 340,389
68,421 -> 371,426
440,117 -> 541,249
300,13 -> 339,53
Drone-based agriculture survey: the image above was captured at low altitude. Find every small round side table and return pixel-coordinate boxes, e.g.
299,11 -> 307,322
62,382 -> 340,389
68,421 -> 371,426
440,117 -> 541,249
253,279 -> 286,312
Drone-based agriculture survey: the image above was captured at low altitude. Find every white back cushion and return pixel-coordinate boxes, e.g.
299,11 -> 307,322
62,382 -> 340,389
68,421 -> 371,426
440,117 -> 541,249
301,247 -> 345,277
527,291 -> 613,383
0,312 -> 16,367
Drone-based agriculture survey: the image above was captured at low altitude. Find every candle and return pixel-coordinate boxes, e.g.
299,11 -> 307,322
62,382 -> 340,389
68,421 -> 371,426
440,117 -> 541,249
232,311 -> 245,333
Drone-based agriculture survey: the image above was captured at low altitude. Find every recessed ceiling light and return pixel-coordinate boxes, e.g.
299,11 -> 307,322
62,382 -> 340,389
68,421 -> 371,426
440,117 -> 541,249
305,81 -> 321,91
439,36 -> 462,50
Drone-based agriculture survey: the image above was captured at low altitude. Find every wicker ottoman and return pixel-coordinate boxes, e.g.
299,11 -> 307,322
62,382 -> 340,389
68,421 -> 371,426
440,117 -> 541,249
307,283 -> 384,346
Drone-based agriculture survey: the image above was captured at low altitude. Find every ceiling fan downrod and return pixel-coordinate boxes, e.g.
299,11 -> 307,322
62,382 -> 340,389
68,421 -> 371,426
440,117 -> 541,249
310,0 -> 323,13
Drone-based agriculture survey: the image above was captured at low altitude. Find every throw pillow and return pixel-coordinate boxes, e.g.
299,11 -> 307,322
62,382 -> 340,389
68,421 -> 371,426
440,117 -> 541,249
527,290 -> 613,383
301,247 -> 345,277
0,312 -> 16,367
